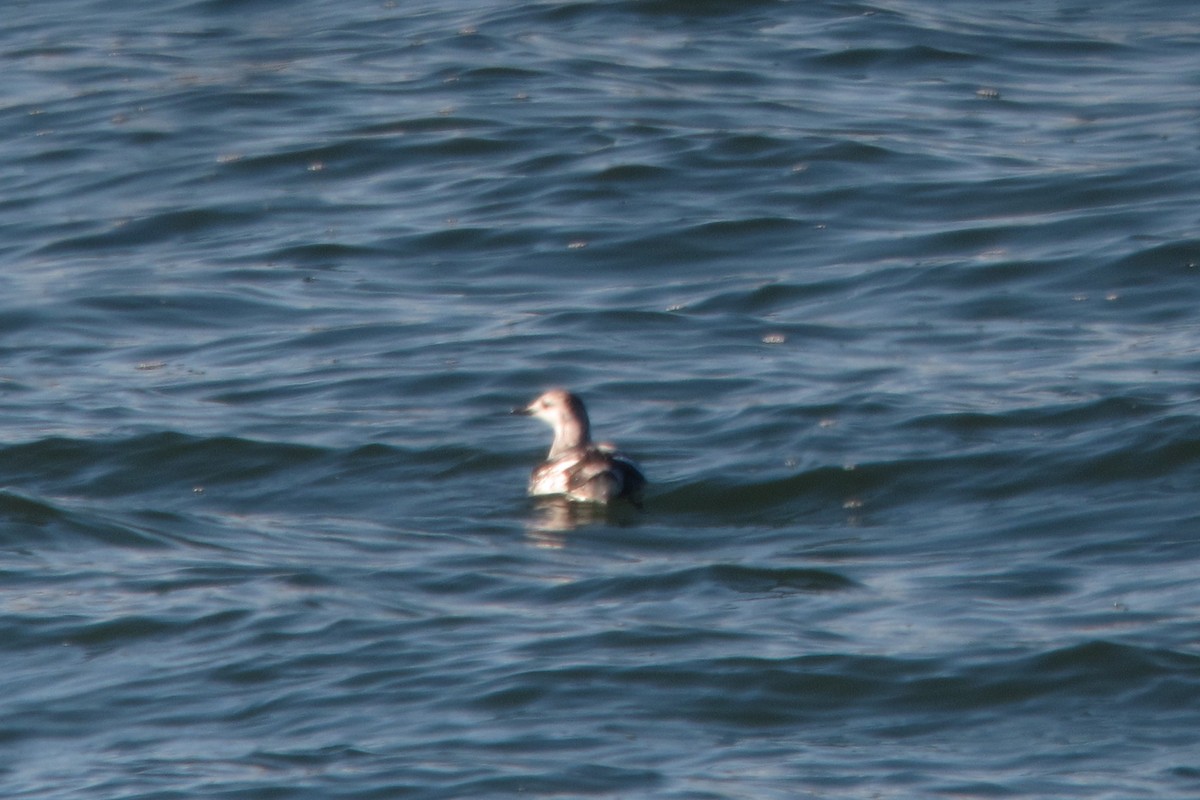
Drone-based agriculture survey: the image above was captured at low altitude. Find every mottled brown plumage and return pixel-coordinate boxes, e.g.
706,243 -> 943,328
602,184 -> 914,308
514,389 -> 646,503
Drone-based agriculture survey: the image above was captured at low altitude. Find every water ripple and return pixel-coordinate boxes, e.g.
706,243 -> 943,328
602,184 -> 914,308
4,1 -> 1200,797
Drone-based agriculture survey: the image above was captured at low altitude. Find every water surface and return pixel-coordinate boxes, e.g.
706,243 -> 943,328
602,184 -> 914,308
4,1 -> 1200,797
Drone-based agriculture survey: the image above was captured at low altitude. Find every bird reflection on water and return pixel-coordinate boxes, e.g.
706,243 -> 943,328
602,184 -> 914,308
524,494 -> 645,546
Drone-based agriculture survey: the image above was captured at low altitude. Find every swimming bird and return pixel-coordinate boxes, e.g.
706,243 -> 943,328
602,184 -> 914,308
513,389 -> 646,503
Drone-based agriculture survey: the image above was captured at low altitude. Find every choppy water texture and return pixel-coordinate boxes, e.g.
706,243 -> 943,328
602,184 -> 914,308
4,1 -> 1200,797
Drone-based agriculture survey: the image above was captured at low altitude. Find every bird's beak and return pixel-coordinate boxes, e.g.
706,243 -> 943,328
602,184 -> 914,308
512,404 -> 534,416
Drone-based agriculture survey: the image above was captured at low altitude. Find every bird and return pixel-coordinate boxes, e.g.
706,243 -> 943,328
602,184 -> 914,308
513,388 -> 646,504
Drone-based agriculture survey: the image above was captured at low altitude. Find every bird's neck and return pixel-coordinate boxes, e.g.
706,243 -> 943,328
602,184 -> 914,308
548,417 -> 590,458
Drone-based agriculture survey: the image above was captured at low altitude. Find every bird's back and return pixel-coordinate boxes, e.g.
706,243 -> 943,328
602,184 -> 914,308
529,445 -> 645,503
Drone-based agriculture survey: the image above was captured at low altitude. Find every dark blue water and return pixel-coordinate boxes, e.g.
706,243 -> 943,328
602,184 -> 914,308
4,1 -> 1200,797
